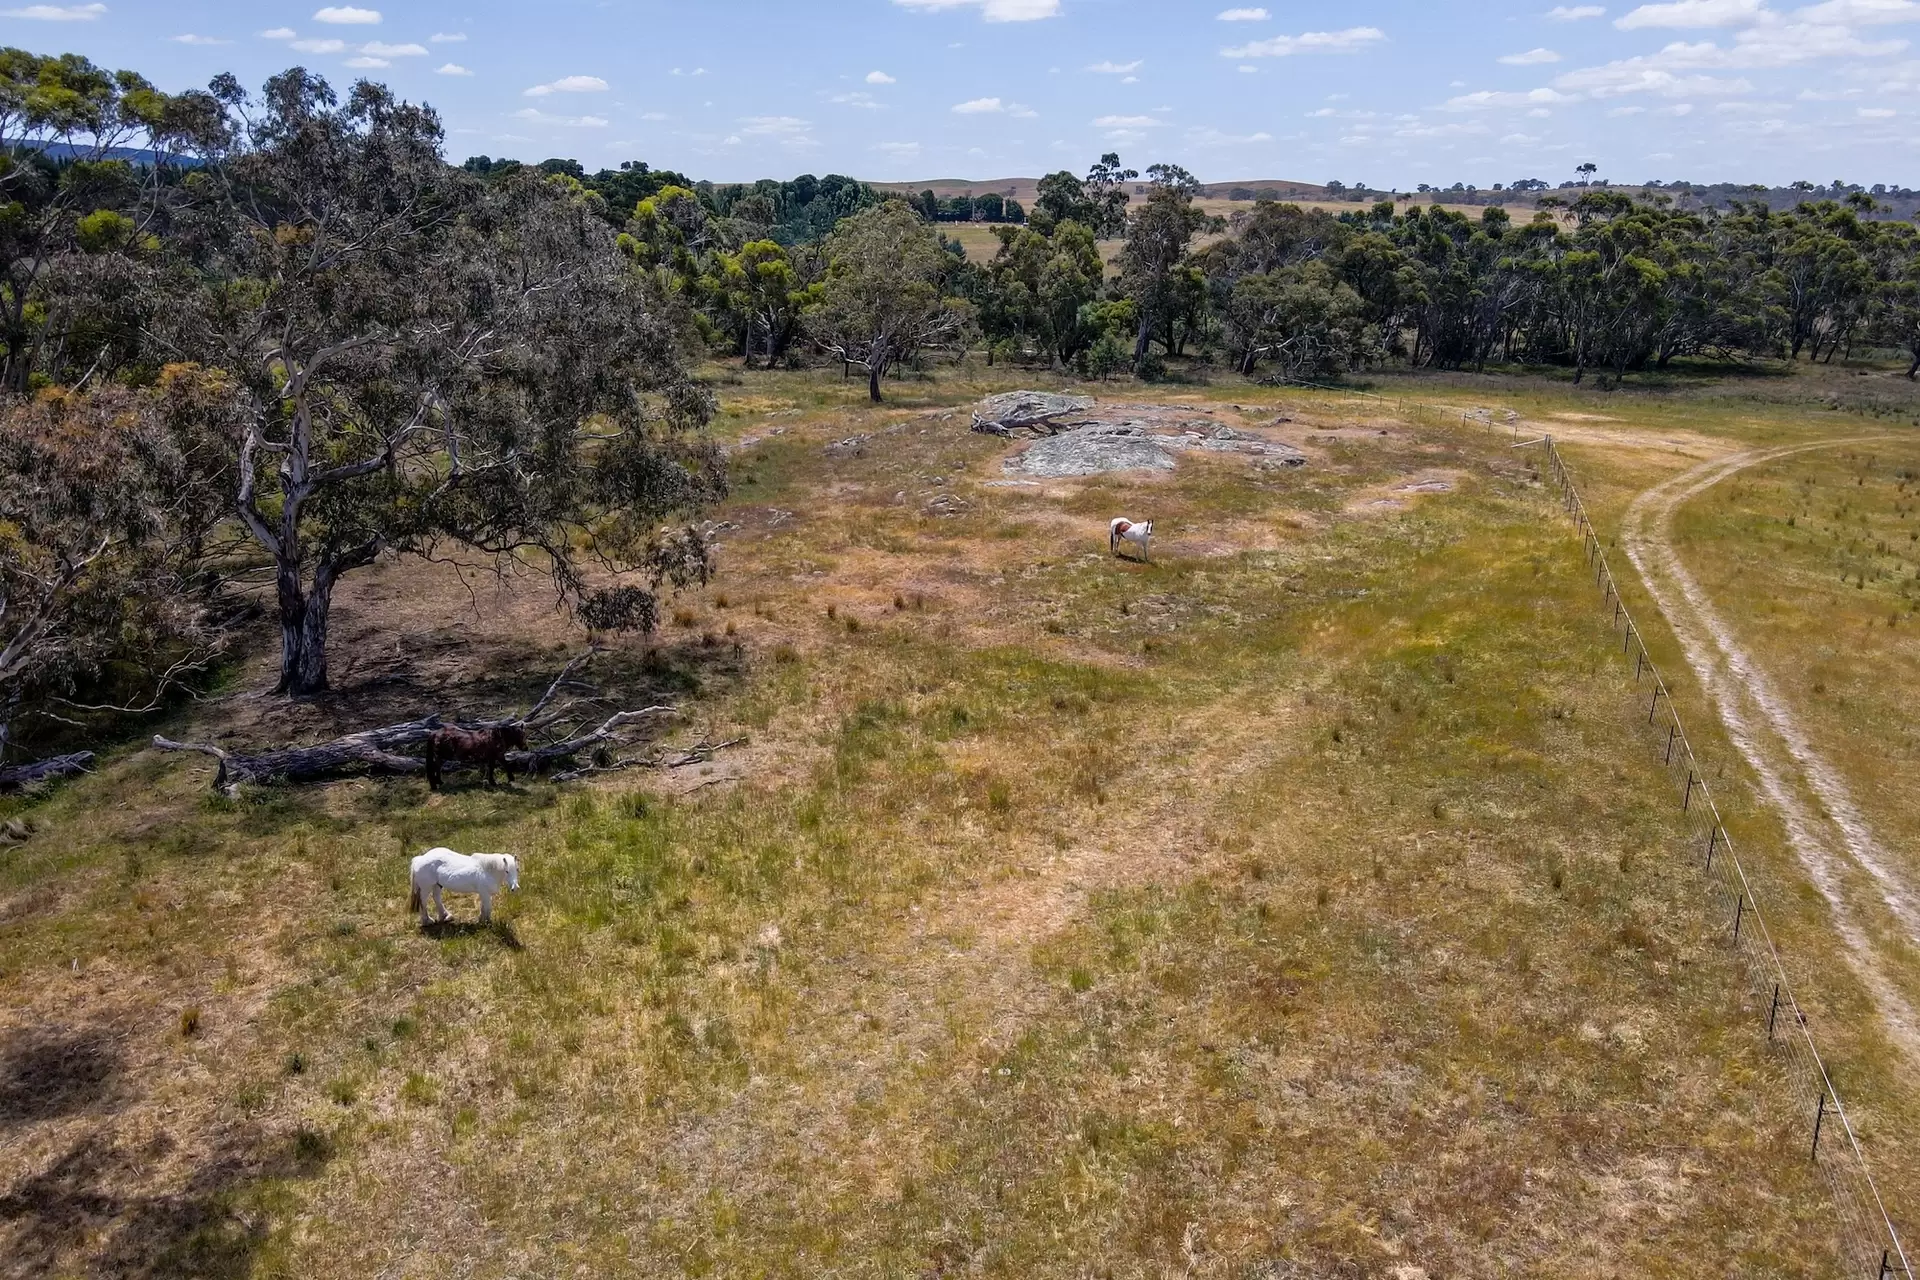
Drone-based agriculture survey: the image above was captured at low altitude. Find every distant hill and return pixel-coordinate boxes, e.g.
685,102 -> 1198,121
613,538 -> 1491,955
4,139 -> 204,167
876,177 -> 1339,204
876,174 -> 1920,221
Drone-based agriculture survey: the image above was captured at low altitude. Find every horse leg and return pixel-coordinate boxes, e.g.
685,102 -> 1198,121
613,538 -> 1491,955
478,887 -> 493,923
414,880 -> 432,927
432,884 -> 449,923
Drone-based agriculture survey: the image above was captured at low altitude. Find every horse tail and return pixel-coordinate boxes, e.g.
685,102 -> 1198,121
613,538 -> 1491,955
407,882 -> 421,913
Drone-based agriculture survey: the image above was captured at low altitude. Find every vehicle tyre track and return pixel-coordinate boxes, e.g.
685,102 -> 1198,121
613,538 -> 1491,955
1620,435 -> 1920,1055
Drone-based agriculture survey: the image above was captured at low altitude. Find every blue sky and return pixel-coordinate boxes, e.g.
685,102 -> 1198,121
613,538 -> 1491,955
6,0 -> 1916,188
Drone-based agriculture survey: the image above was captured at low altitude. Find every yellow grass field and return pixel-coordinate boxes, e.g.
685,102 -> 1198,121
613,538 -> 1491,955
3,356 -> 1918,1276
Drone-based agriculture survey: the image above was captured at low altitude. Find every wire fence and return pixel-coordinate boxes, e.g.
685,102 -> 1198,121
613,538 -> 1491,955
1534,431 -> 1911,1279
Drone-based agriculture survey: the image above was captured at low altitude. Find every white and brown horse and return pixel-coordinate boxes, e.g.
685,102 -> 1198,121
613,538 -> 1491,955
408,848 -> 520,925
1109,517 -> 1153,562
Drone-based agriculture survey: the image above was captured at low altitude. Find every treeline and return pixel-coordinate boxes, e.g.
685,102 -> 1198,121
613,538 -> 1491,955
461,154 -> 887,246
956,179 -> 1920,384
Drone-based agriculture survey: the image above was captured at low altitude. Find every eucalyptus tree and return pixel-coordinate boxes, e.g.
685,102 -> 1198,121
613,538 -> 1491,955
808,200 -> 966,401
0,48 -> 231,391
1115,165 -> 1208,368
978,218 -> 1104,366
169,70 -> 720,696
0,370 -> 232,759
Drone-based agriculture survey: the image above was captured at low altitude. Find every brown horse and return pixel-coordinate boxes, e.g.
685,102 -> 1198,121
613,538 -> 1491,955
424,723 -> 529,790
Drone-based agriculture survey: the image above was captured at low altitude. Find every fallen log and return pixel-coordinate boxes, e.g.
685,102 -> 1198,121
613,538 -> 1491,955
148,653 -> 679,794
152,732 -> 428,792
0,751 -> 95,793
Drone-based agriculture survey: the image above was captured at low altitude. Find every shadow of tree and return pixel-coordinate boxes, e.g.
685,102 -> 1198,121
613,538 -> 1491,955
0,1123 -> 332,1279
0,1026 -> 119,1129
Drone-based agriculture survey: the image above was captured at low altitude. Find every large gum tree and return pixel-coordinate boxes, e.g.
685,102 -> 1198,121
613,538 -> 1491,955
172,70 -> 721,696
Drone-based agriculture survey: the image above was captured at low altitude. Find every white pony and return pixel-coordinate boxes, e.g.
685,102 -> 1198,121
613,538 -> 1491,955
1109,517 -> 1153,562
408,847 -> 520,926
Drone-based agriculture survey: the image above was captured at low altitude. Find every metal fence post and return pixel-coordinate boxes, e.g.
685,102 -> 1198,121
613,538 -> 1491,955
1684,771 -> 1695,811
1706,825 -> 1718,871
1768,984 -> 1780,1040
1734,893 -> 1745,942
1814,1093 -> 1828,1161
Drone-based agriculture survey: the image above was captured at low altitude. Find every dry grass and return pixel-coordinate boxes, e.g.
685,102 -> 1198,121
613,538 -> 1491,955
2,356 -> 1907,1276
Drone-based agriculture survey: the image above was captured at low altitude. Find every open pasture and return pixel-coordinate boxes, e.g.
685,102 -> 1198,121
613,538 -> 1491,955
4,361 -> 1915,1276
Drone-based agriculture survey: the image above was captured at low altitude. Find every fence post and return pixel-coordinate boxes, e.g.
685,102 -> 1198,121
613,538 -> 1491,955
1635,648 -> 1644,681
1706,825 -> 1718,871
1684,771 -> 1695,811
1733,893 -> 1745,942
1813,1092 -> 1827,1161
1768,983 -> 1780,1040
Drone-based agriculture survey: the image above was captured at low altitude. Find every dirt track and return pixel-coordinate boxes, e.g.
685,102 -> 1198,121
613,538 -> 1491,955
1620,436 -> 1920,1057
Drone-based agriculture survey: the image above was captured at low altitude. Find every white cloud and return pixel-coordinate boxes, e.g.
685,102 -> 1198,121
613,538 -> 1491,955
1616,0 -> 1765,26
525,75 -> 609,96
1608,103 -> 1648,112
1501,47 -> 1564,62
313,5 -> 380,23
1548,4 -> 1607,16
1237,63 -> 1259,71
831,91 -> 885,108
893,0 -> 1060,20
0,3 -> 104,18
1443,86 -> 1576,108
1797,0 -> 1919,20
260,26 -> 296,38
1093,113 -> 1162,126
670,67 -> 708,76
512,107 -> 609,128
874,140 -> 922,156
291,37 -> 346,52
430,31 -> 465,41
1860,103 -> 1899,113
361,40 -> 424,55
345,55 -> 389,67
170,33 -> 229,44
866,69 -> 896,83
640,110 -> 668,120
1187,126 -> 1273,143
1308,106 -> 1337,115
1087,59 -> 1143,72
435,62 -> 472,76
1501,130 -> 1544,142
740,115 -> 812,136
1217,6 -> 1270,18
1555,52 -> 1754,93
952,96 -> 1005,112
1223,26 -> 1385,57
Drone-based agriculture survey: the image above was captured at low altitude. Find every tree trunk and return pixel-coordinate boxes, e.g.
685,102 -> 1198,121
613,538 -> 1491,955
868,362 -> 884,403
1133,310 -> 1153,364
1906,350 -> 1918,380
273,552 -> 356,696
